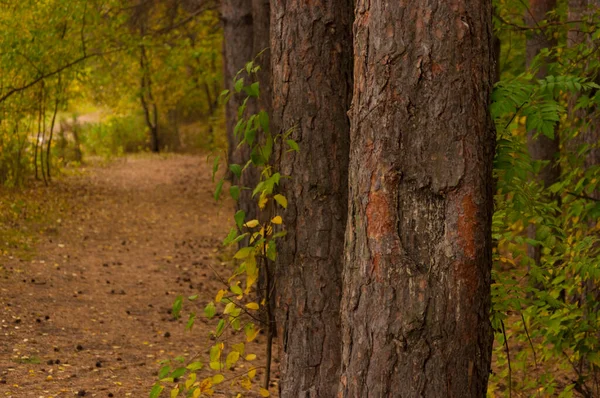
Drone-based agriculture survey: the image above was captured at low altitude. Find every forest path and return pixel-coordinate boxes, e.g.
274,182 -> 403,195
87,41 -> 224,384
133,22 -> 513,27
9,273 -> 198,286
0,155 -> 249,398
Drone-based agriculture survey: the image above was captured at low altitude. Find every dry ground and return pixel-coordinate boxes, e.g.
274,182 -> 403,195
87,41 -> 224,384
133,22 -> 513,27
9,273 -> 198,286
0,155 -> 272,398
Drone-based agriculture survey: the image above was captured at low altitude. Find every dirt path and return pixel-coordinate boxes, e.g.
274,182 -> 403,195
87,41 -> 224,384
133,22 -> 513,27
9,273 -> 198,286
0,155 -> 265,398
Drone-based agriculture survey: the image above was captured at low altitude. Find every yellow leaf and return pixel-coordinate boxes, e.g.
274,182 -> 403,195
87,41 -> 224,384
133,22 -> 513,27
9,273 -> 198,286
245,354 -> 257,361
193,388 -> 201,398
244,219 -> 260,228
260,388 -> 270,397
271,216 -> 282,225
215,289 -> 227,303
185,373 -> 197,389
248,368 -> 257,378
274,194 -> 288,209
171,388 -> 180,398
226,351 -> 240,368
212,374 -> 225,385
246,302 -> 259,310
258,193 -> 268,210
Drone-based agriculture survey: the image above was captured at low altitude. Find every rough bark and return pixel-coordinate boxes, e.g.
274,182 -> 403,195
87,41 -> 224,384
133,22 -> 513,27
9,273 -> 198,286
271,1 -> 353,397
221,0 -> 254,168
251,0 -> 273,325
339,1 -> 496,397
525,0 -> 561,264
568,0 -> 600,177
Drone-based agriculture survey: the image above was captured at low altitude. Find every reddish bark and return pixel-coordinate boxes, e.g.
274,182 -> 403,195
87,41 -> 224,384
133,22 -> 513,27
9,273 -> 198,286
339,1 -> 496,396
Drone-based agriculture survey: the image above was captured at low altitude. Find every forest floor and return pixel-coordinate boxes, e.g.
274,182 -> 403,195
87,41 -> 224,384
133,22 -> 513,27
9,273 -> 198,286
0,155 -> 273,398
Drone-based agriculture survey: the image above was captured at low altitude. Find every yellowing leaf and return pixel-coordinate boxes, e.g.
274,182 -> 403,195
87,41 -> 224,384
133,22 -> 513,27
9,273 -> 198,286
234,247 -> 254,259
260,388 -> 270,397
244,219 -> 260,228
226,351 -> 240,368
258,193 -> 268,210
185,373 -> 197,389
215,289 -> 227,303
274,194 -> 288,209
223,302 -> 236,314
171,388 -> 180,398
245,354 -> 257,361
246,302 -> 259,310
271,216 -> 283,225
212,374 -> 225,385
248,368 -> 257,378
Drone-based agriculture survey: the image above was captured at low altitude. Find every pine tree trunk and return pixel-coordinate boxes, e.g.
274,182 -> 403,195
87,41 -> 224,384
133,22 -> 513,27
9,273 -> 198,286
525,0 -> 560,265
271,1 -> 353,396
339,1 -> 496,397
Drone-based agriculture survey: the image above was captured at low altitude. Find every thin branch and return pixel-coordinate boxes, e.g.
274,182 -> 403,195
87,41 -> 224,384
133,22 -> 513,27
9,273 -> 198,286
0,48 -> 123,104
567,191 -> 600,202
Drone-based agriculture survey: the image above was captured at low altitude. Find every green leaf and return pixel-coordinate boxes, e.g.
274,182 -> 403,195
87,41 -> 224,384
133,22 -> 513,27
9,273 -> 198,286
188,294 -> 199,301
211,156 -> 220,182
214,179 -> 224,201
150,384 -> 164,398
286,139 -> 300,152
186,361 -> 203,371
230,185 -> 240,201
234,78 -> 244,93
223,228 -> 238,246
158,365 -> 171,379
204,302 -> 216,319
229,164 -> 242,178
170,367 -> 187,379
258,111 -> 270,134
186,312 -> 196,330
216,319 -> 225,336
172,296 -> 183,319
230,283 -> 243,295
234,210 -> 246,230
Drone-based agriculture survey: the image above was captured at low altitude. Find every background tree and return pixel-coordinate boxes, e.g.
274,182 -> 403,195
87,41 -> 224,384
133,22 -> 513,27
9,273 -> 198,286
271,0 -> 353,396
339,1 -> 496,396
525,0 -> 561,266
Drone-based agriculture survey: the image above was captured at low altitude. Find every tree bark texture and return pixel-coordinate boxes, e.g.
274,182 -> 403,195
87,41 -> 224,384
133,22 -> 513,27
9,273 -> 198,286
222,0 -> 254,168
568,0 -> 600,177
271,1 -> 353,397
525,0 -> 561,264
339,1 -> 496,397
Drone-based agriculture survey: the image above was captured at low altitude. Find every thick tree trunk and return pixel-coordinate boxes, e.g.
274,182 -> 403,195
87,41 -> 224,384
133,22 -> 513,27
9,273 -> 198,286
271,1 -> 353,397
525,0 -> 560,264
221,0 -> 253,168
339,1 -> 496,397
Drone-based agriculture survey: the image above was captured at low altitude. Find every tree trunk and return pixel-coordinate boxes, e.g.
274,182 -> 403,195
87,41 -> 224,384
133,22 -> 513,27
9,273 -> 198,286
568,0 -> 600,176
271,1 -> 353,396
221,0 -> 253,168
339,1 -> 496,397
525,0 -> 560,265
250,0 -> 273,327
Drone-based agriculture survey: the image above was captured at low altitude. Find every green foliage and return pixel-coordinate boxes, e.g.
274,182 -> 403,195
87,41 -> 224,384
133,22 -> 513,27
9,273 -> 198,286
489,1 -> 600,396
152,60 -> 291,397
79,113 -> 148,158
0,0 -> 224,185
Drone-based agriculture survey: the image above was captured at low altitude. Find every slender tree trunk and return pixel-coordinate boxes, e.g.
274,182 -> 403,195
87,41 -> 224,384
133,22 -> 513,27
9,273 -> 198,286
140,44 -> 160,153
525,0 -> 561,265
271,1 -> 353,396
221,0 -> 253,168
339,1 -> 496,397
251,0 -> 273,327
568,2 -> 600,395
